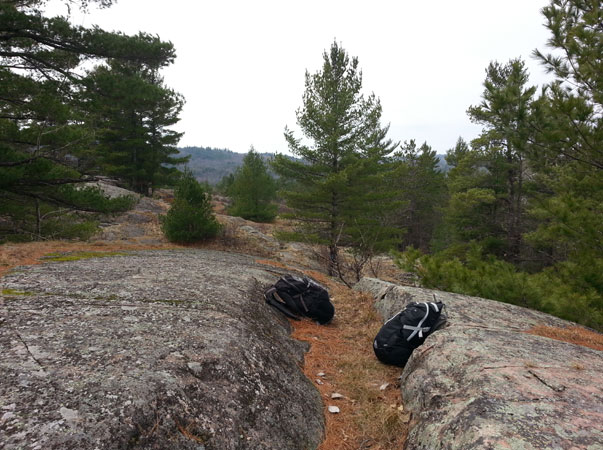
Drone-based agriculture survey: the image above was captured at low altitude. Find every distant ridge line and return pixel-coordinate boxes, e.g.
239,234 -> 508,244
176,146 -> 275,185
176,146 -> 448,185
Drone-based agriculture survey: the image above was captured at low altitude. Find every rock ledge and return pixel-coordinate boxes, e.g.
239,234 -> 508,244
1,249 -> 324,450
355,277 -> 603,450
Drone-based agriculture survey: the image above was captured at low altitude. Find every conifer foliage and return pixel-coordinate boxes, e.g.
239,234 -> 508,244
397,0 -> 602,330
442,59 -> 538,261
86,61 -> 188,195
391,140 -> 447,252
272,41 -> 398,277
161,169 -> 221,243
0,0 -> 183,241
227,148 -> 277,222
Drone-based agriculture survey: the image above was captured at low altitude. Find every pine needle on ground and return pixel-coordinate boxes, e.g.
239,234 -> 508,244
287,269 -> 409,449
525,325 -> 603,352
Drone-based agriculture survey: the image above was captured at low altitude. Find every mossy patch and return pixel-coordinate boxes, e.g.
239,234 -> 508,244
2,289 -> 34,296
42,251 -> 127,262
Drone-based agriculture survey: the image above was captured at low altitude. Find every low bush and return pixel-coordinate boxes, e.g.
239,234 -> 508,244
394,243 -> 602,331
161,169 -> 221,243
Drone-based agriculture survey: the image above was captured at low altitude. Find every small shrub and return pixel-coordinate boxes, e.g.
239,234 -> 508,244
161,169 -> 221,243
60,185 -> 137,213
42,217 -> 100,241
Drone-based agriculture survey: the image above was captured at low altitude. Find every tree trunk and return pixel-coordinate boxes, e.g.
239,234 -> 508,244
35,199 -> 41,237
328,244 -> 338,277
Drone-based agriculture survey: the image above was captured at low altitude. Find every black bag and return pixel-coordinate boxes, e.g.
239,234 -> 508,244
264,274 -> 334,325
373,297 -> 446,367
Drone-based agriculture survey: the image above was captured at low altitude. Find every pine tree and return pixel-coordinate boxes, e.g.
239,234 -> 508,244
445,137 -> 470,168
216,173 -> 235,196
528,0 -> 602,260
228,148 -> 277,222
442,59 -> 537,260
392,140 -> 447,252
271,41 -> 398,276
161,169 -> 221,243
87,61 -> 187,194
405,0 -> 603,330
532,0 -> 602,171
525,0 -> 602,324
0,0 -> 177,240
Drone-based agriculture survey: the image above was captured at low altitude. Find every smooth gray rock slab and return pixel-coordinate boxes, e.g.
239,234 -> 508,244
1,249 -> 324,450
354,277 -> 603,450
83,180 -> 140,200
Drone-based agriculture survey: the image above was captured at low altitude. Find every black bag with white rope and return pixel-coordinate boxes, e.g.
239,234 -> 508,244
373,296 -> 446,367
264,274 -> 334,325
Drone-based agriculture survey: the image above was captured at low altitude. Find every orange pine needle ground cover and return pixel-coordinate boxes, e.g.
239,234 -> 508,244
256,262 -> 409,449
525,325 -> 603,352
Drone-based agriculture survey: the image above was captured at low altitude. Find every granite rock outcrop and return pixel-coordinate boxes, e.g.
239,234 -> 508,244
1,250 -> 324,450
355,277 -> 603,450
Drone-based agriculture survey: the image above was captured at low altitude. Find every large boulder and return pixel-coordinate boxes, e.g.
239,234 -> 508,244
354,277 -> 603,450
83,178 -> 140,200
1,250 -> 324,449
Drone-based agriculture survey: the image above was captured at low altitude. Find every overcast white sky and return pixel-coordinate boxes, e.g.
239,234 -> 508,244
46,0 -> 553,155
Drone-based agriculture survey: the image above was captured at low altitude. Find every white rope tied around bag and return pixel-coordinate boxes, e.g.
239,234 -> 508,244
403,297 -> 439,341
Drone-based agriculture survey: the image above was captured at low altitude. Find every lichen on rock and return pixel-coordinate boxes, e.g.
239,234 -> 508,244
355,277 -> 603,450
0,249 -> 324,449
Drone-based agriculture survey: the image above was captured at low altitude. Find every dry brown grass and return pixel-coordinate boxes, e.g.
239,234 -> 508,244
255,261 -> 409,449
0,240 -> 179,279
525,325 -> 603,352
201,226 -> 274,258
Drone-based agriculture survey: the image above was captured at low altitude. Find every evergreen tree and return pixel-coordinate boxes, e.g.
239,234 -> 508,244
445,137 -> 471,168
525,0 -> 602,322
469,59 -> 537,260
337,143 -> 403,282
0,0 -> 177,240
228,148 -> 277,222
392,140 -> 447,252
216,173 -> 236,196
528,0 -> 602,260
87,61 -> 187,194
272,41 -> 398,276
442,59 -> 537,260
161,169 -> 221,243
440,134 -> 520,256
400,0 -> 602,330
532,0 -> 602,170
442,141 -> 499,251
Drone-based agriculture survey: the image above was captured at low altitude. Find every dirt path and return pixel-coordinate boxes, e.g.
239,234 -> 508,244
254,261 -> 410,449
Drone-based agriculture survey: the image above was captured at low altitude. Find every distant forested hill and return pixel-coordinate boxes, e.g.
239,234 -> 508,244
435,155 -> 449,172
177,146 -> 449,185
176,147 -> 274,184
